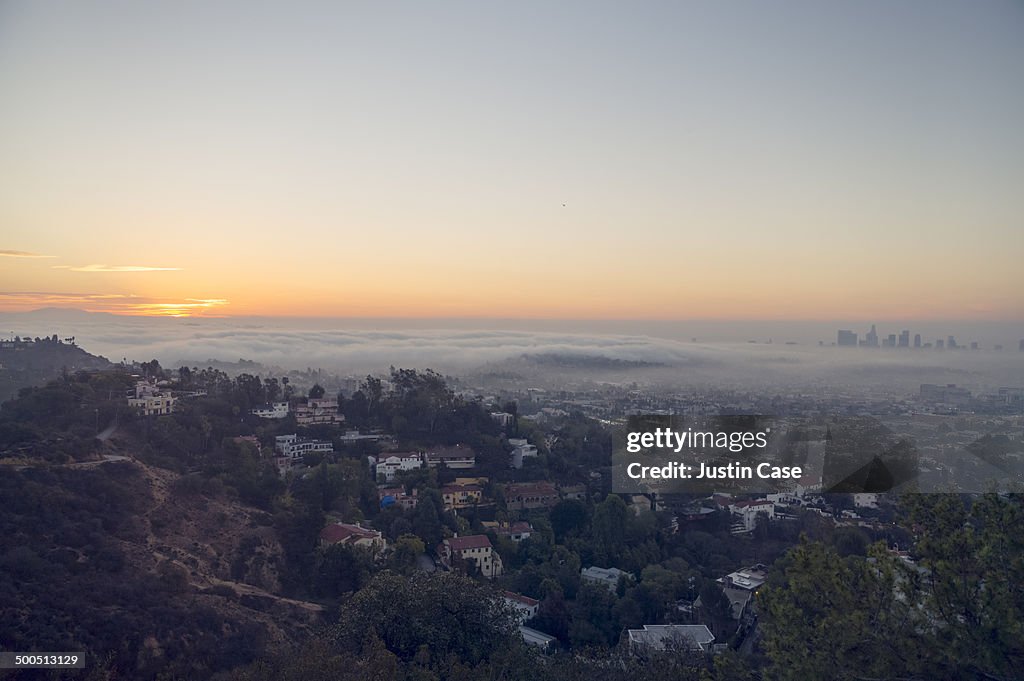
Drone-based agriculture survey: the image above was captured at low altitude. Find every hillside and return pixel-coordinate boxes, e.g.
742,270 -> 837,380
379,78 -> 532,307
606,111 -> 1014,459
0,335 -> 112,403
0,455 -> 323,679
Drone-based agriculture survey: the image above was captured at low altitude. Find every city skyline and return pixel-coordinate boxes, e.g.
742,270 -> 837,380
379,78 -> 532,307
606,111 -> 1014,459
2,1 -> 1023,320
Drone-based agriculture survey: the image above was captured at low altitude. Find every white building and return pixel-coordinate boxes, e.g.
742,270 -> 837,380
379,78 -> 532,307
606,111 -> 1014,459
252,402 -> 290,419
508,438 -> 538,469
128,394 -> 176,416
491,412 -> 515,427
729,499 -> 775,532
853,492 -> 879,509
503,591 -> 540,623
275,434 -> 333,460
371,452 -> 423,482
581,566 -> 632,592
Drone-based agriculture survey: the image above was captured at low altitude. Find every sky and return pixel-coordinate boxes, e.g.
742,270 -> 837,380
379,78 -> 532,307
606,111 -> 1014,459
1,1 -> 1022,320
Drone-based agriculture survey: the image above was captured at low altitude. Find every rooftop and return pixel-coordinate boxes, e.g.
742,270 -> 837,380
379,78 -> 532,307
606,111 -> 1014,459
446,535 -> 492,552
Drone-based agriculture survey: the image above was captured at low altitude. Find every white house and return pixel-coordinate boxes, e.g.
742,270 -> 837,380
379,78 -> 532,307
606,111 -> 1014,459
729,499 -> 775,532
275,434 -> 333,460
854,493 -> 879,509
128,393 -> 177,416
503,591 -> 540,623
371,452 -> 423,482
252,402 -> 290,419
508,438 -> 539,469
581,566 -> 632,592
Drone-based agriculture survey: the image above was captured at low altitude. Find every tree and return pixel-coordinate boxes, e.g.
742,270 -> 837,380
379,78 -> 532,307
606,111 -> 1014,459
309,383 -> 325,400
332,571 -> 518,666
388,534 -> 425,575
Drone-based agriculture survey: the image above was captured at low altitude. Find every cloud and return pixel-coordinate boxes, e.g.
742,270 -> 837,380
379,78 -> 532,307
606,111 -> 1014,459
0,312 -> 1016,392
0,249 -> 56,258
59,264 -> 182,272
0,291 -> 227,317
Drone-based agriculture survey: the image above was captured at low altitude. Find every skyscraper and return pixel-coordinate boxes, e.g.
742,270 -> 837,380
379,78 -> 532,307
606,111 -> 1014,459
913,333 -> 922,348
948,336 -> 957,349
863,324 -> 879,348
898,330 -> 910,348
837,330 -> 857,347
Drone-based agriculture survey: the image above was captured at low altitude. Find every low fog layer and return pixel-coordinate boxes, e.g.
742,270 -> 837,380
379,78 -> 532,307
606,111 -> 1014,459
2,310 -> 1022,393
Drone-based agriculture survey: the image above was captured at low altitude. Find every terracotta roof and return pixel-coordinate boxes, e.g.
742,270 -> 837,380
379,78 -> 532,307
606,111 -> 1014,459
503,591 -> 540,607
446,535 -> 492,551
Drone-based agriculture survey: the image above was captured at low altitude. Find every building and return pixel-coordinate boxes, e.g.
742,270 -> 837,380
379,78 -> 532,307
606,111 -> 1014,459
914,333 -> 922,348
627,625 -> 715,655
581,566 -> 632,592
494,521 -> 533,542
729,499 -> 775,532
920,383 -> 972,404
853,492 -> 879,509
371,452 -> 423,482
319,522 -> 387,554
128,393 -> 176,416
898,330 -> 910,348
379,486 -> 418,510
519,626 -> 557,652
338,430 -> 384,445
491,412 -> 515,427
861,324 -> 879,347
505,481 -> 559,511
424,445 -> 476,469
275,434 -> 333,460
837,329 -> 857,347
294,397 -> 343,425
508,437 -> 539,469
718,566 -> 768,591
252,402 -> 289,419
440,484 -> 483,510
439,535 -> 503,578
503,591 -> 540,623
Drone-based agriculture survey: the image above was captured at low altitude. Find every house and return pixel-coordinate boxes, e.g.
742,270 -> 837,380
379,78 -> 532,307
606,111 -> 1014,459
519,626 -> 557,652
559,483 -> 587,500
294,397 -> 344,425
494,521 -> 533,542
581,566 -> 632,592
795,475 -> 822,497
338,430 -> 384,445
275,434 -> 333,460
128,393 -> 177,416
718,565 -> 768,592
505,481 -> 559,511
441,484 -> 483,510
508,437 -> 538,469
854,492 -> 879,509
252,401 -> 290,419
694,585 -> 752,622
503,591 -> 540,623
729,499 -> 775,532
371,452 -> 423,482
378,486 -> 418,510
424,445 -> 476,469
274,435 -> 334,475
627,624 -> 715,655
491,412 -> 515,427
438,535 -> 503,578
319,522 -> 387,554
